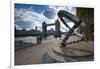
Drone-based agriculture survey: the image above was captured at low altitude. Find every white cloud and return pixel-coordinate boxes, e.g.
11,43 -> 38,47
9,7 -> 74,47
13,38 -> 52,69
48,6 -> 76,32
49,5 -> 76,15
15,8 -> 47,30
15,7 -> 58,31
15,5 -> 76,32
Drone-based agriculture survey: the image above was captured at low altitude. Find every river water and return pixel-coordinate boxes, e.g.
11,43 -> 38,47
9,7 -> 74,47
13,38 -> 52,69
15,36 -> 54,44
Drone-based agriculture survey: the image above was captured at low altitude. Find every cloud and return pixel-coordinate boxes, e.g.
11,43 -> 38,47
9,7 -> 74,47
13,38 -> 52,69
15,8 -> 46,30
15,5 -> 76,32
48,5 -> 76,31
48,5 -> 76,16
15,7 -> 58,30
43,9 -> 56,19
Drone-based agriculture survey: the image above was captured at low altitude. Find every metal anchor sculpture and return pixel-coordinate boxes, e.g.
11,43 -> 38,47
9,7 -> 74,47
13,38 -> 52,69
57,10 -> 88,47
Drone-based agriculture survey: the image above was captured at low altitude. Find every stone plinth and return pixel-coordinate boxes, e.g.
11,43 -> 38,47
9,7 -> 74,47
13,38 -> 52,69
43,36 -> 94,63
53,41 -> 94,57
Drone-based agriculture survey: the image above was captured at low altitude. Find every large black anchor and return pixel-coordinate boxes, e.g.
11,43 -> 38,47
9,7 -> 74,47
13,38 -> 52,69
57,10 -> 88,47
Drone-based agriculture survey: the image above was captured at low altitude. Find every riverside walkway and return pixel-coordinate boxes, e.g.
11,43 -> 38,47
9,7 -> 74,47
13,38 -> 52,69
15,38 -> 54,65
15,35 -> 94,65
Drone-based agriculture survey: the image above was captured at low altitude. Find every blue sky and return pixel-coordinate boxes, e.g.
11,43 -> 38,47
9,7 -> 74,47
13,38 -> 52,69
15,3 -> 76,31
15,3 -> 50,14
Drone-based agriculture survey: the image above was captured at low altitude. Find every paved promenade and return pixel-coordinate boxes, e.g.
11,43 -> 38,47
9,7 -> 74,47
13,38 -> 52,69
15,39 -> 54,65
15,36 -> 94,65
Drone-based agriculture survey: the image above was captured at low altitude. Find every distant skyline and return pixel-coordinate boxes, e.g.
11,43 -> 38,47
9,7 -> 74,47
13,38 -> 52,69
15,3 -> 76,32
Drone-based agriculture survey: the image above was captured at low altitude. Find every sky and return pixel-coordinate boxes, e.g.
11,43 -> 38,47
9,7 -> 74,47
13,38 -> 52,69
15,3 -> 76,32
